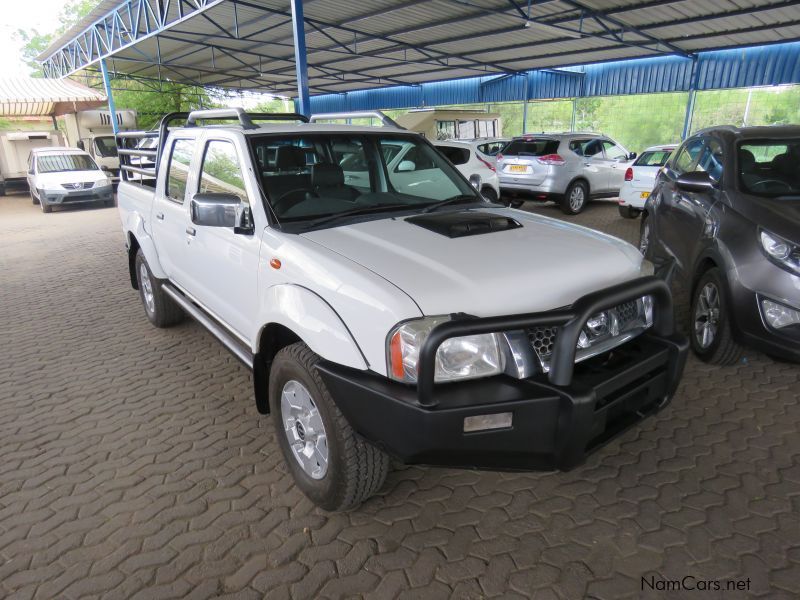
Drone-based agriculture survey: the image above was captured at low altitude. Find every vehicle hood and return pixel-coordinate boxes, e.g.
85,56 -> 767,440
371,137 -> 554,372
733,194 -> 800,244
36,170 -> 108,189
301,208 -> 646,316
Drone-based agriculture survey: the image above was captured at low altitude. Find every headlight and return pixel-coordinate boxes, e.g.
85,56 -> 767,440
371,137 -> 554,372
761,298 -> 800,329
387,316 -> 504,383
760,229 -> 800,275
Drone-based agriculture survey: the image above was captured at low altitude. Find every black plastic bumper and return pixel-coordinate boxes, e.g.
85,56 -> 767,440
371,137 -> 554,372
318,332 -> 687,471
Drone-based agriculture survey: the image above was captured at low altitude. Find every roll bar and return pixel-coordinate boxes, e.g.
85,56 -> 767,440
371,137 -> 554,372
309,111 -> 404,129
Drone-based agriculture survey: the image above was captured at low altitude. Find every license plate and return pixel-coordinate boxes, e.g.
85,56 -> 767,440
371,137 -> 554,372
509,165 -> 527,173
640,191 -> 650,199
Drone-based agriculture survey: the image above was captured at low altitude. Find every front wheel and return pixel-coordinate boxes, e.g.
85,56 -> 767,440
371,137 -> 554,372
270,342 -> 389,511
638,214 -> 651,256
560,181 -> 588,214
134,249 -> 184,328
690,268 -> 743,365
618,204 -> 640,219
30,189 -> 40,205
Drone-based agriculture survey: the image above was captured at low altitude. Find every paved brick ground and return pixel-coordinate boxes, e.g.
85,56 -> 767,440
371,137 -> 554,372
1,193 -> 798,599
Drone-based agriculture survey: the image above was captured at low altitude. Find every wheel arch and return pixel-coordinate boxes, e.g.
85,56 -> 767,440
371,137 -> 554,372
126,232 -> 141,290
566,175 -> 590,195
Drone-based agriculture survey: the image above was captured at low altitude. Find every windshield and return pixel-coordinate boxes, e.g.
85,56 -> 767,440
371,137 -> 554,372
94,136 -> 118,158
739,140 -> 800,197
249,133 -> 481,229
502,138 -> 559,157
37,154 -> 98,173
634,149 -> 674,167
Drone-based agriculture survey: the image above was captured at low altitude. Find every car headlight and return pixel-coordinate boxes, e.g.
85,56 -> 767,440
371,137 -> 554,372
387,316 -> 504,383
760,229 -> 800,275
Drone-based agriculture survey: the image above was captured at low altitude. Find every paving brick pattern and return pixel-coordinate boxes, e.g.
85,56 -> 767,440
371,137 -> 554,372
1,194 -> 798,599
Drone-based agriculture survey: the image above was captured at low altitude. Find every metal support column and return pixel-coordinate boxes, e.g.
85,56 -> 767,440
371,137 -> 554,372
521,74 -> 530,133
682,57 -> 700,140
100,58 -> 119,134
290,0 -> 311,117
570,98 -> 577,132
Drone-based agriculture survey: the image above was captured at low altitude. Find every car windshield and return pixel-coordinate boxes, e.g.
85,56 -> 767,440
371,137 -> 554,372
502,138 -> 559,157
37,154 -> 98,173
249,133 -> 481,229
739,140 -> 800,198
94,136 -> 118,158
634,149 -> 674,167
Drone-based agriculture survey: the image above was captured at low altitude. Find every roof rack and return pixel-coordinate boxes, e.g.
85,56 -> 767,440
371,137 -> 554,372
309,111 -> 403,129
186,108 -> 308,129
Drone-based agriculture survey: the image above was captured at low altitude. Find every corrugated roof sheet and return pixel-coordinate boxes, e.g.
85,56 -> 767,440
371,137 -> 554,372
0,77 -> 106,116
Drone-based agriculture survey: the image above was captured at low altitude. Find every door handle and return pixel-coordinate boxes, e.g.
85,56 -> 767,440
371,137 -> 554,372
155,212 -> 164,220
185,226 -> 196,236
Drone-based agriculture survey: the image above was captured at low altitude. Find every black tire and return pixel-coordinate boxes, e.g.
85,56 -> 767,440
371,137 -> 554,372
638,213 -> 651,256
509,199 -> 525,208
270,342 -> 389,511
104,198 -> 115,207
618,204 -> 640,219
689,268 -> 743,365
481,186 -> 498,203
560,180 -> 588,214
134,249 -> 184,328
41,199 -> 52,213
0,184 -> 6,196
30,189 -> 40,205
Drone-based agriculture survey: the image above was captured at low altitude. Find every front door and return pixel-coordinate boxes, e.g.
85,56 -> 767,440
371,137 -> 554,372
601,140 -> 630,193
580,138 -> 610,193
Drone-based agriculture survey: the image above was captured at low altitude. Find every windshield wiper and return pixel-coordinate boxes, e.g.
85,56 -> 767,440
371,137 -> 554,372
300,203 -> 412,230
420,195 -> 482,214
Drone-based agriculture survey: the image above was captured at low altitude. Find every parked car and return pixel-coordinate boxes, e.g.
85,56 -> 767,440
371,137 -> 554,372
473,138 -> 510,158
26,147 -> 114,213
497,133 -> 636,214
618,144 -> 677,218
117,109 -> 687,510
640,125 -> 800,364
433,139 -> 501,202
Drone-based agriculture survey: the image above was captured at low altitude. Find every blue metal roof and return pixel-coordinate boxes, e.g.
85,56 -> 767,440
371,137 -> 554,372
309,41 -> 800,113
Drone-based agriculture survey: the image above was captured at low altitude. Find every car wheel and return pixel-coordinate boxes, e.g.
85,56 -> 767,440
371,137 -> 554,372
618,204 -> 640,219
270,342 -> 389,511
638,214 -> 651,256
0,184 -> 6,196
560,181 -> 588,214
104,198 -> 115,207
30,189 -> 40,205
509,199 -> 525,208
41,196 -> 52,213
134,249 -> 184,328
690,268 -> 743,365
481,186 -> 498,203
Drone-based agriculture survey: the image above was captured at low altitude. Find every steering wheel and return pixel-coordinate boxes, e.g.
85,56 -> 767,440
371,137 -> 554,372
751,179 -> 793,193
272,188 -> 319,213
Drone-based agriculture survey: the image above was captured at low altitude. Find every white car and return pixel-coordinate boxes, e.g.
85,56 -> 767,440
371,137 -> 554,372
27,147 -> 114,213
473,138 -> 510,160
116,109 -> 687,511
618,144 -> 677,218
433,139 -> 501,202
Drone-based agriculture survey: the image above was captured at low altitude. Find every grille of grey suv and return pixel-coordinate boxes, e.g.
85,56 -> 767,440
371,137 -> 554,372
527,297 -> 650,372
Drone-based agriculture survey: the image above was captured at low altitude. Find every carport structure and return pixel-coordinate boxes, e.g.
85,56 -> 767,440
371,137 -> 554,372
37,0 -> 800,132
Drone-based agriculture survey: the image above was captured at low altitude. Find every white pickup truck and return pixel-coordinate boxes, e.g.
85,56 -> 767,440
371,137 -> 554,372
116,109 -> 687,510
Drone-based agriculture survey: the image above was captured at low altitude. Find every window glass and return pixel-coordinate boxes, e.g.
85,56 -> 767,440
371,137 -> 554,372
94,136 -> 118,157
568,139 -> 592,156
634,149 -> 674,167
738,139 -> 800,197
437,146 -> 470,165
697,139 -> 724,183
436,120 -> 456,140
166,139 -> 195,202
672,139 -> 704,175
335,139 -> 371,192
457,120 -> 475,139
583,139 -> 605,158
477,120 -> 496,138
198,140 -> 248,203
477,141 -> 505,156
36,153 -> 98,173
503,138 -> 559,156
602,140 -> 628,160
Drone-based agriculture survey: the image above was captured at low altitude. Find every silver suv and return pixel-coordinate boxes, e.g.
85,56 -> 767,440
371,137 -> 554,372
497,133 -> 635,214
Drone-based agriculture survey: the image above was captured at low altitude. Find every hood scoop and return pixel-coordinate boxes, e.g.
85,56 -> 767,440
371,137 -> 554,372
405,211 -> 522,238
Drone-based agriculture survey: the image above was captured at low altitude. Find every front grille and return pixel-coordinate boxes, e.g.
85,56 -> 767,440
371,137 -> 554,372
60,181 -> 95,190
527,295 -> 653,372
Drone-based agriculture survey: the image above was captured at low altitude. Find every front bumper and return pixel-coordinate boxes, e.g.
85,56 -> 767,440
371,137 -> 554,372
41,186 -> 113,205
318,276 -> 688,471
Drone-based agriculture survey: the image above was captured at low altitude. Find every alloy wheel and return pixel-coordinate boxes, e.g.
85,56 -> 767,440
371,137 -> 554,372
139,263 -> 155,315
281,380 -> 329,479
694,282 -> 720,349
569,186 -> 585,212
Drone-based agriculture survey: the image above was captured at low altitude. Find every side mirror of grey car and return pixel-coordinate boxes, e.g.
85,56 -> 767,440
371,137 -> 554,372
191,192 -> 253,234
676,171 -> 715,193
469,174 -> 481,190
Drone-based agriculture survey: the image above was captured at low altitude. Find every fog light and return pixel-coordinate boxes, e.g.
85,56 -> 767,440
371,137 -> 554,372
761,298 -> 800,329
463,412 -> 512,433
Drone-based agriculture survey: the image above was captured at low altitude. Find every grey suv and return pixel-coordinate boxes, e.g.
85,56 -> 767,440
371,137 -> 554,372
641,125 -> 800,364
497,133 -> 635,214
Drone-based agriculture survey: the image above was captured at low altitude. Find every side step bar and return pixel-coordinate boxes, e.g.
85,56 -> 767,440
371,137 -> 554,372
162,284 -> 254,369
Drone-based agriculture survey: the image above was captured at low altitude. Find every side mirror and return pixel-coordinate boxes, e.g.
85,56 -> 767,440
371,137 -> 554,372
676,171 -> 714,193
628,152 -> 637,160
469,173 -> 481,190
76,140 -> 85,151
397,160 -> 415,172
191,192 -> 254,234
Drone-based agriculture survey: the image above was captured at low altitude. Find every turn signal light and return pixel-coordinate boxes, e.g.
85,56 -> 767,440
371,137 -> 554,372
536,154 -> 566,166
477,155 -> 496,172
624,167 -> 634,181
269,258 -> 281,269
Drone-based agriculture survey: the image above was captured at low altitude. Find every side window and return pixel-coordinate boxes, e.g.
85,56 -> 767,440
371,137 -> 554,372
166,139 -> 195,203
583,138 -> 605,159
569,139 -> 592,156
672,139 -> 705,175
697,138 -> 724,183
437,146 -> 470,165
436,120 -> 456,140
602,140 -> 628,160
394,144 -> 437,172
197,140 -> 248,204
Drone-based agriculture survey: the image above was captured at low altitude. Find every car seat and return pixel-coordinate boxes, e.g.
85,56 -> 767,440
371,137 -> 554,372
310,163 -> 359,201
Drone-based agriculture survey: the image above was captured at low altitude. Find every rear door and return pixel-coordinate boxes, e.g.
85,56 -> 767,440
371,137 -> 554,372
602,140 -> 631,192
574,138 -> 608,192
151,136 -> 197,286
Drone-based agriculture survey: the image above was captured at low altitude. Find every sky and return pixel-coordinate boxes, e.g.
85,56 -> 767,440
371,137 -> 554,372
0,0 -> 70,76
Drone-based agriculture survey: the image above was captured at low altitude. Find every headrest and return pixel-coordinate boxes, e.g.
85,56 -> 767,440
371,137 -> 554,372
311,163 -> 345,188
275,146 -> 306,170
739,149 -> 756,172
